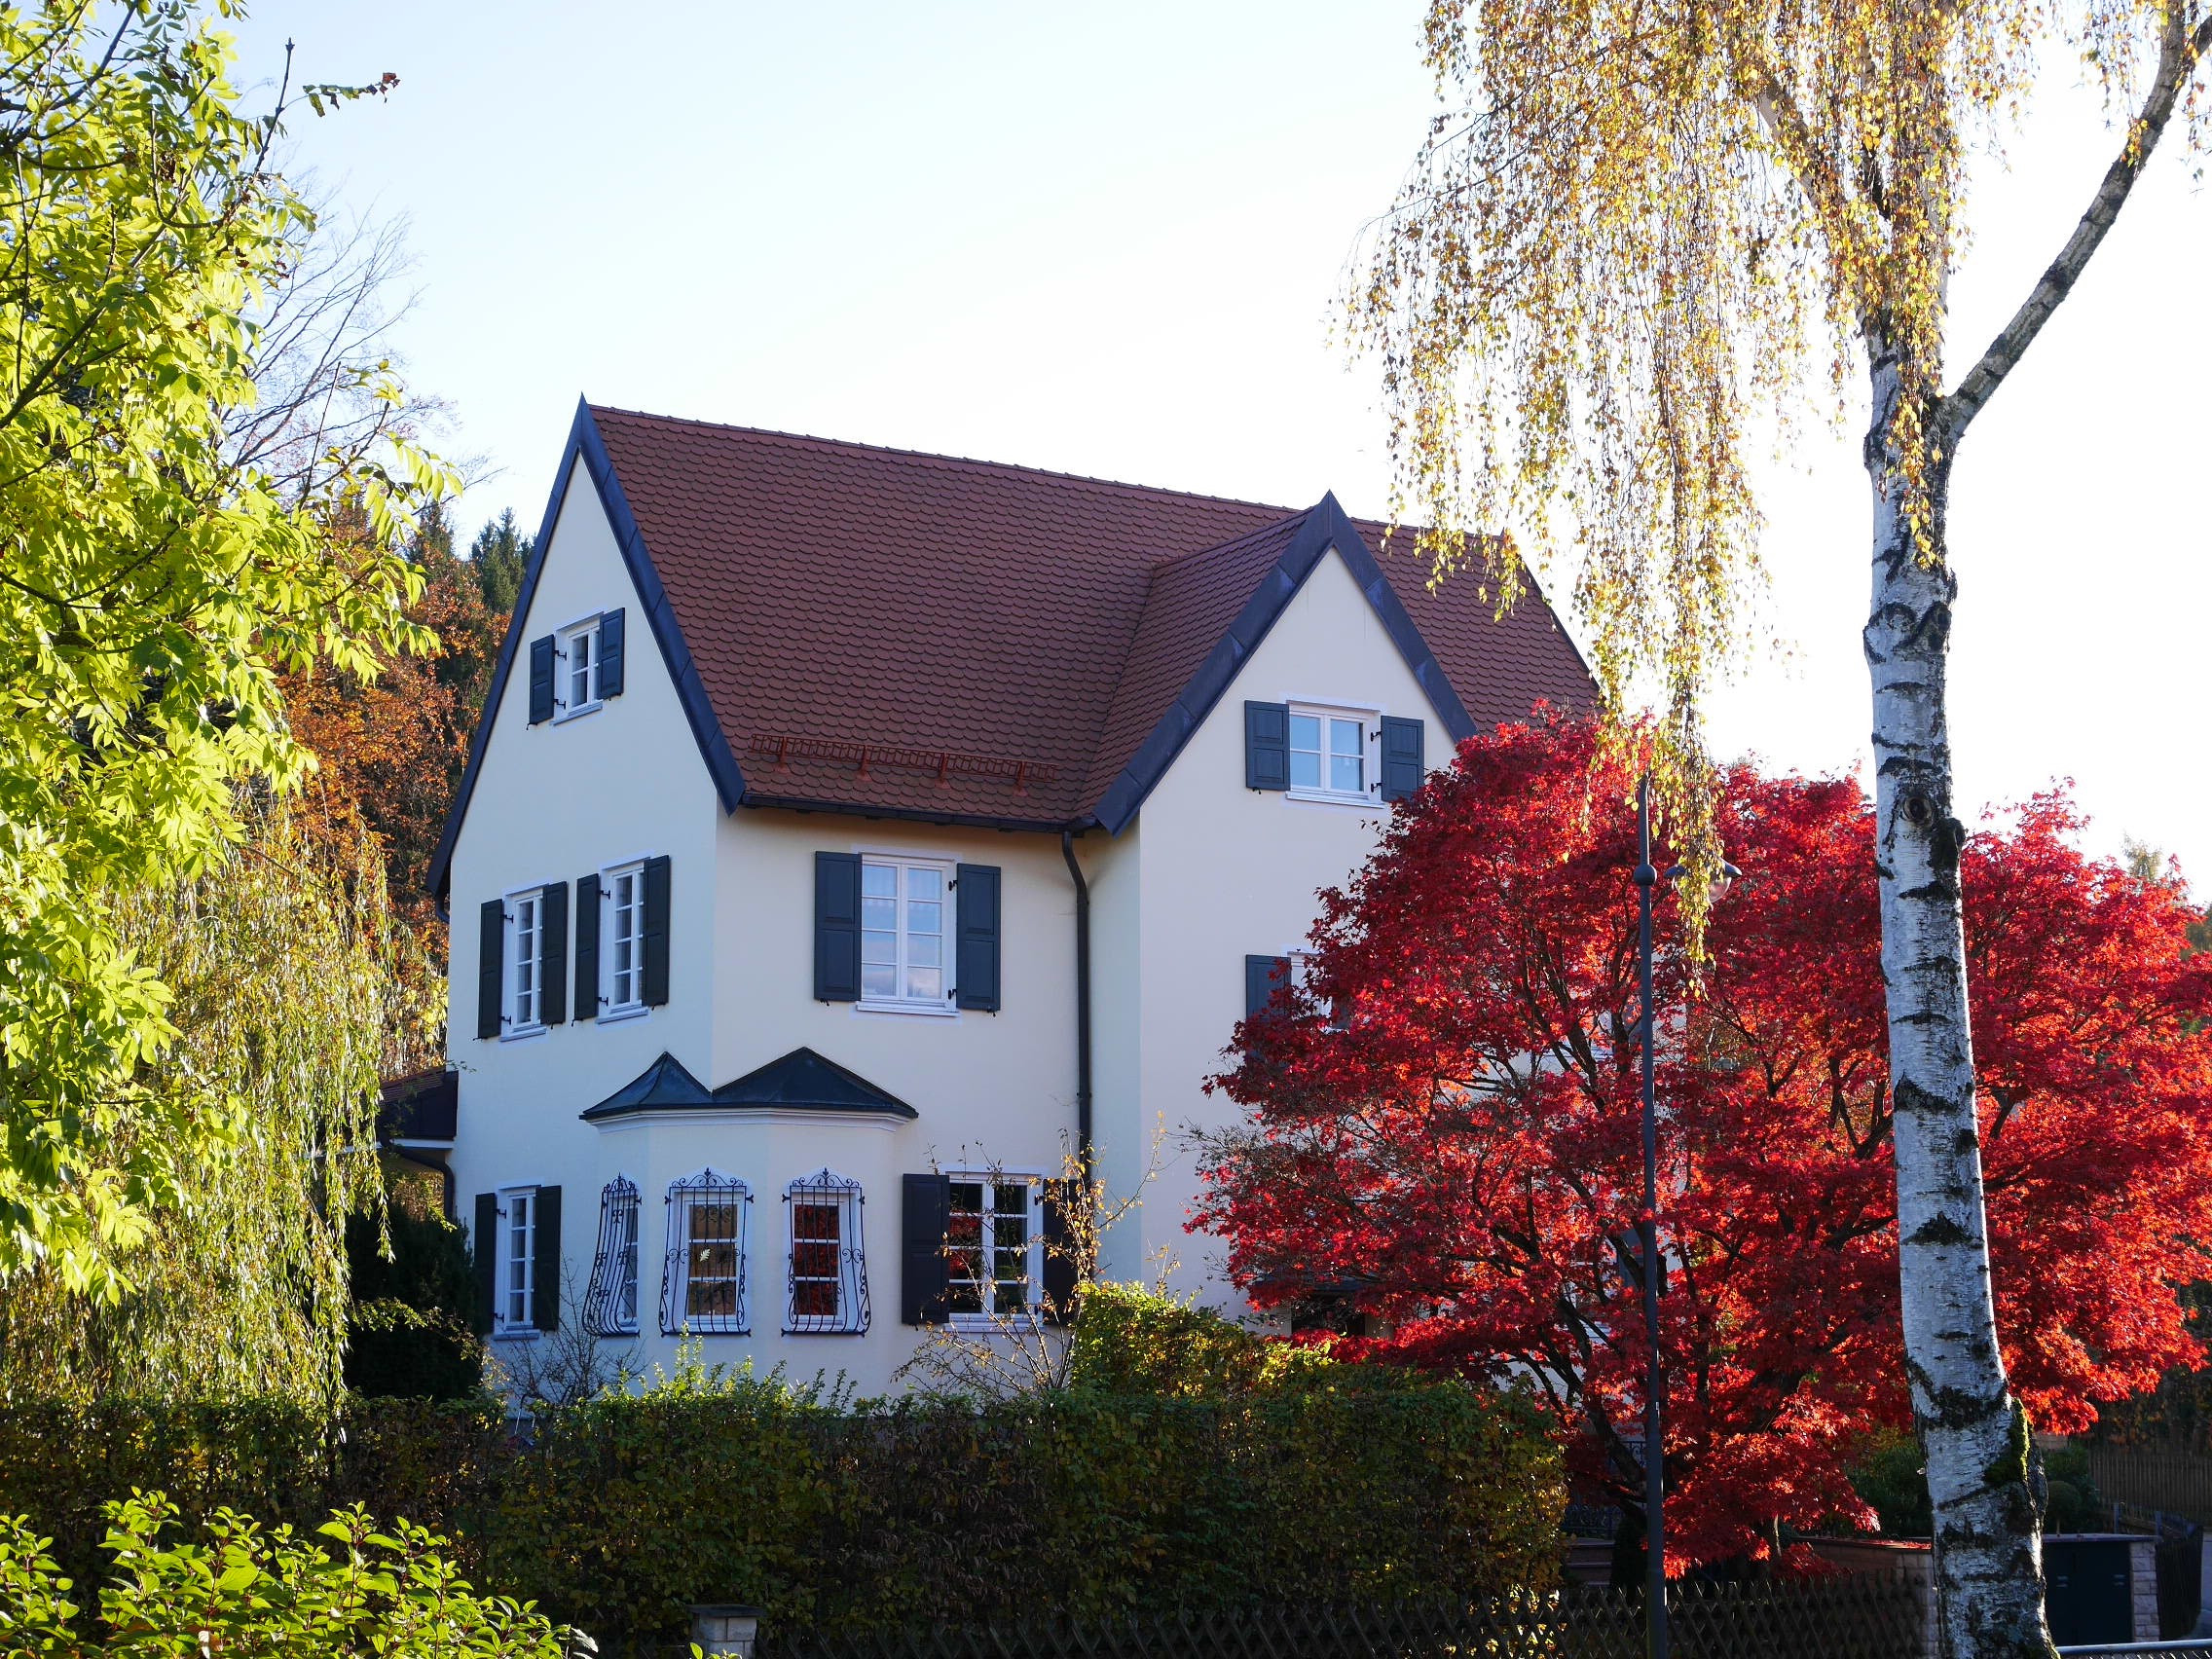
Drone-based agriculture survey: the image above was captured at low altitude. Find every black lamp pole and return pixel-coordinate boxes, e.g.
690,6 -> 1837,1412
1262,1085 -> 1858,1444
1633,773 -> 1668,1659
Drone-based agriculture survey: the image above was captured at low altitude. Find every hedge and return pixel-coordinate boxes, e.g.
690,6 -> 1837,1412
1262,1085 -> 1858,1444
0,1372 -> 1563,1649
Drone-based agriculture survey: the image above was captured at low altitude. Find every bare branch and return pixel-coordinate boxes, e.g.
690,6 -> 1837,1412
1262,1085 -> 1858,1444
1942,6 -> 2212,438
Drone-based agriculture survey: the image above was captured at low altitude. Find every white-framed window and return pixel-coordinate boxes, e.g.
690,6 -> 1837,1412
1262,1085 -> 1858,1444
661,1169 -> 750,1335
582,1175 -> 641,1336
859,854 -> 953,1013
1289,951 -> 1351,1032
784,1170 -> 868,1335
944,1173 -> 1043,1325
1287,704 -> 1376,802
601,861 -> 646,1016
505,886 -> 548,1036
556,616 -> 602,719
496,1185 -> 538,1335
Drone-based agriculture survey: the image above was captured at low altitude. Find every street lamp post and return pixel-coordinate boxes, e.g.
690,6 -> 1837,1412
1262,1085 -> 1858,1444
1632,774 -> 1737,1659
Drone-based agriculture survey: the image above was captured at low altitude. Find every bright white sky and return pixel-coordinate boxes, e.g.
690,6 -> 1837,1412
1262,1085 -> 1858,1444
227,2 -> 2211,885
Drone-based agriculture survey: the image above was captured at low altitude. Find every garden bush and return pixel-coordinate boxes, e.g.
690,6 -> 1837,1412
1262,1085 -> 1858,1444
0,1492 -> 572,1656
0,1306 -> 1564,1650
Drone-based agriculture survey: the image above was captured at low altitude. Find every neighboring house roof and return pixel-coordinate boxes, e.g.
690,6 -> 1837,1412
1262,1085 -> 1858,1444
378,1067 -> 458,1143
427,401 -> 1594,896
580,1048 -> 919,1124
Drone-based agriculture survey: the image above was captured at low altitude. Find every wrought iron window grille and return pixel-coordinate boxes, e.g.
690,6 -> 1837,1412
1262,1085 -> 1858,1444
783,1169 -> 868,1335
582,1174 -> 642,1337
661,1169 -> 751,1336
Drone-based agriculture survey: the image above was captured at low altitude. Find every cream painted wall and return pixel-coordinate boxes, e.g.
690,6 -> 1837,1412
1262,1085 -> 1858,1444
1096,546 -> 1455,1312
445,457 -> 725,1372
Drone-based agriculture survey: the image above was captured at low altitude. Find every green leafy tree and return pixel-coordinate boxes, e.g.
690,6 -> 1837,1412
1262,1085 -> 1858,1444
0,793 -> 433,1407
0,3 -> 447,1294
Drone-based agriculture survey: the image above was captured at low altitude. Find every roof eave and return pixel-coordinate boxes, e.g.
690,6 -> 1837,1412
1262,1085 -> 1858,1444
424,399 -> 749,903
1088,495 -> 1478,837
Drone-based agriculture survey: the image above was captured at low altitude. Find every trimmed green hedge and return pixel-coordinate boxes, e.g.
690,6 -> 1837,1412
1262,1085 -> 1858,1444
0,1371 -> 1562,1649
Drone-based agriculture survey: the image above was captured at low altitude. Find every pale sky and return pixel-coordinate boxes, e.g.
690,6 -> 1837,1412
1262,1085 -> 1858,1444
227,2 -> 2211,885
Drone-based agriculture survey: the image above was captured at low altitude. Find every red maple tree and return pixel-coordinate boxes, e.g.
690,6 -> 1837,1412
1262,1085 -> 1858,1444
1195,716 -> 2212,1563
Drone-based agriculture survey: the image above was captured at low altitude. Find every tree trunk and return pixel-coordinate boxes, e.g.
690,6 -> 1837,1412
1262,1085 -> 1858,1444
1863,338 -> 2052,1659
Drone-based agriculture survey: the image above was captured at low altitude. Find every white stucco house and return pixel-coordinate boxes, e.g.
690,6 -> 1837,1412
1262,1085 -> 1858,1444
408,399 -> 1591,1393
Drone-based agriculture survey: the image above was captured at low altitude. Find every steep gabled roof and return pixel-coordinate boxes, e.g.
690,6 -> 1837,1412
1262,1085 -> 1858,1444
427,402 -> 1593,896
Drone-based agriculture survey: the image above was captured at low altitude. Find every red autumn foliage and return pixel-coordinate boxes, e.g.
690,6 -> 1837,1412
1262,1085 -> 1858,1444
1195,715 -> 2212,1564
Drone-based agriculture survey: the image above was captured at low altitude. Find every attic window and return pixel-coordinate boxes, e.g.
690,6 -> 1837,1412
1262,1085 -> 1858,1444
556,618 -> 602,719
1287,705 -> 1375,803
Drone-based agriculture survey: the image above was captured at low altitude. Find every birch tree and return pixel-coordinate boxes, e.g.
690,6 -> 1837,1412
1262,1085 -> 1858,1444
1350,2 -> 2209,1652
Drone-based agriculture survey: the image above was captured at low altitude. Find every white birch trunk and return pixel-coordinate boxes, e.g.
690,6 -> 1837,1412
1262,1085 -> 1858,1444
1864,340 -> 2053,1659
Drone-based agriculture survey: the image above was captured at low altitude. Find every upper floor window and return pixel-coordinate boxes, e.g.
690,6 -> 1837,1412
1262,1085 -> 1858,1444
944,1174 -> 1042,1324
583,1175 -> 642,1336
1288,705 -> 1374,801
603,862 -> 646,1015
860,855 -> 951,1013
527,608 -> 625,726
506,885 -> 552,1034
661,1169 -> 750,1336
784,1170 -> 868,1334
498,1185 -> 538,1334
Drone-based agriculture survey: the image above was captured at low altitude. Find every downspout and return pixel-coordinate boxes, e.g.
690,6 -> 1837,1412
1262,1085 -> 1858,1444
1060,828 -> 1093,1168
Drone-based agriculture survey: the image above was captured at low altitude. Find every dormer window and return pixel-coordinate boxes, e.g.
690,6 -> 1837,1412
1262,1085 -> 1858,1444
1287,704 -> 1375,802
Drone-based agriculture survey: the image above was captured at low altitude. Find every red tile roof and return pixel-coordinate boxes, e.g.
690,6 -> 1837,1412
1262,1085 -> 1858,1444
586,406 -> 1593,829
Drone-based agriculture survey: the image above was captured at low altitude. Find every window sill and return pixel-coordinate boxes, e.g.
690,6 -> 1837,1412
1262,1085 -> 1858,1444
1285,790 -> 1382,810
782,1324 -> 867,1337
597,1003 -> 649,1026
551,701 -> 602,724
663,1327 -> 753,1339
948,1311 -> 1044,1333
499,1023 -> 548,1044
856,999 -> 957,1018
491,1328 -> 542,1344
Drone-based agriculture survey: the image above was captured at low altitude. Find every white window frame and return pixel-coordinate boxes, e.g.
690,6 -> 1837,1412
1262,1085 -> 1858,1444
583,1175 -> 642,1337
1288,949 -> 1351,1032
599,859 -> 648,1021
783,1170 -> 868,1335
661,1169 -> 751,1336
554,613 -> 605,722
1285,702 -> 1379,805
856,852 -> 956,1016
942,1171 -> 1045,1330
495,1184 -> 539,1338
503,884 -> 550,1039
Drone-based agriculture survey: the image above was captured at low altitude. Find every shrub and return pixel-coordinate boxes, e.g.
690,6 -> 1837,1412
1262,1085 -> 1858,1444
0,1492 -> 571,1656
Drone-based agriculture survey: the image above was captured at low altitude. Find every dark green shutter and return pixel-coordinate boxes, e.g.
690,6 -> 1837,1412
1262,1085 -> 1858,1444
1244,701 -> 1290,791
1041,1179 -> 1079,1326
476,900 -> 504,1039
573,875 -> 601,1019
539,882 -> 568,1025
642,855 -> 672,1006
901,1173 -> 950,1324
815,852 -> 861,1002
532,1186 -> 562,1331
597,608 -> 625,697
1245,954 -> 1289,1018
954,863 -> 1001,1012
1380,716 -> 1425,801
528,635 -> 556,723
471,1193 -> 497,1334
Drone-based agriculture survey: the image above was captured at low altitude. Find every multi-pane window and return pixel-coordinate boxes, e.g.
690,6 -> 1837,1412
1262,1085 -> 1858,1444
784,1170 -> 868,1334
604,863 -> 645,1014
583,1176 -> 641,1336
559,617 -> 600,716
508,888 -> 543,1030
1290,952 -> 1351,1031
860,857 -> 949,1007
945,1175 -> 1042,1320
661,1170 -> 749,1335
498,1187 -> 536,1333
1288,707 -> 1371,799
